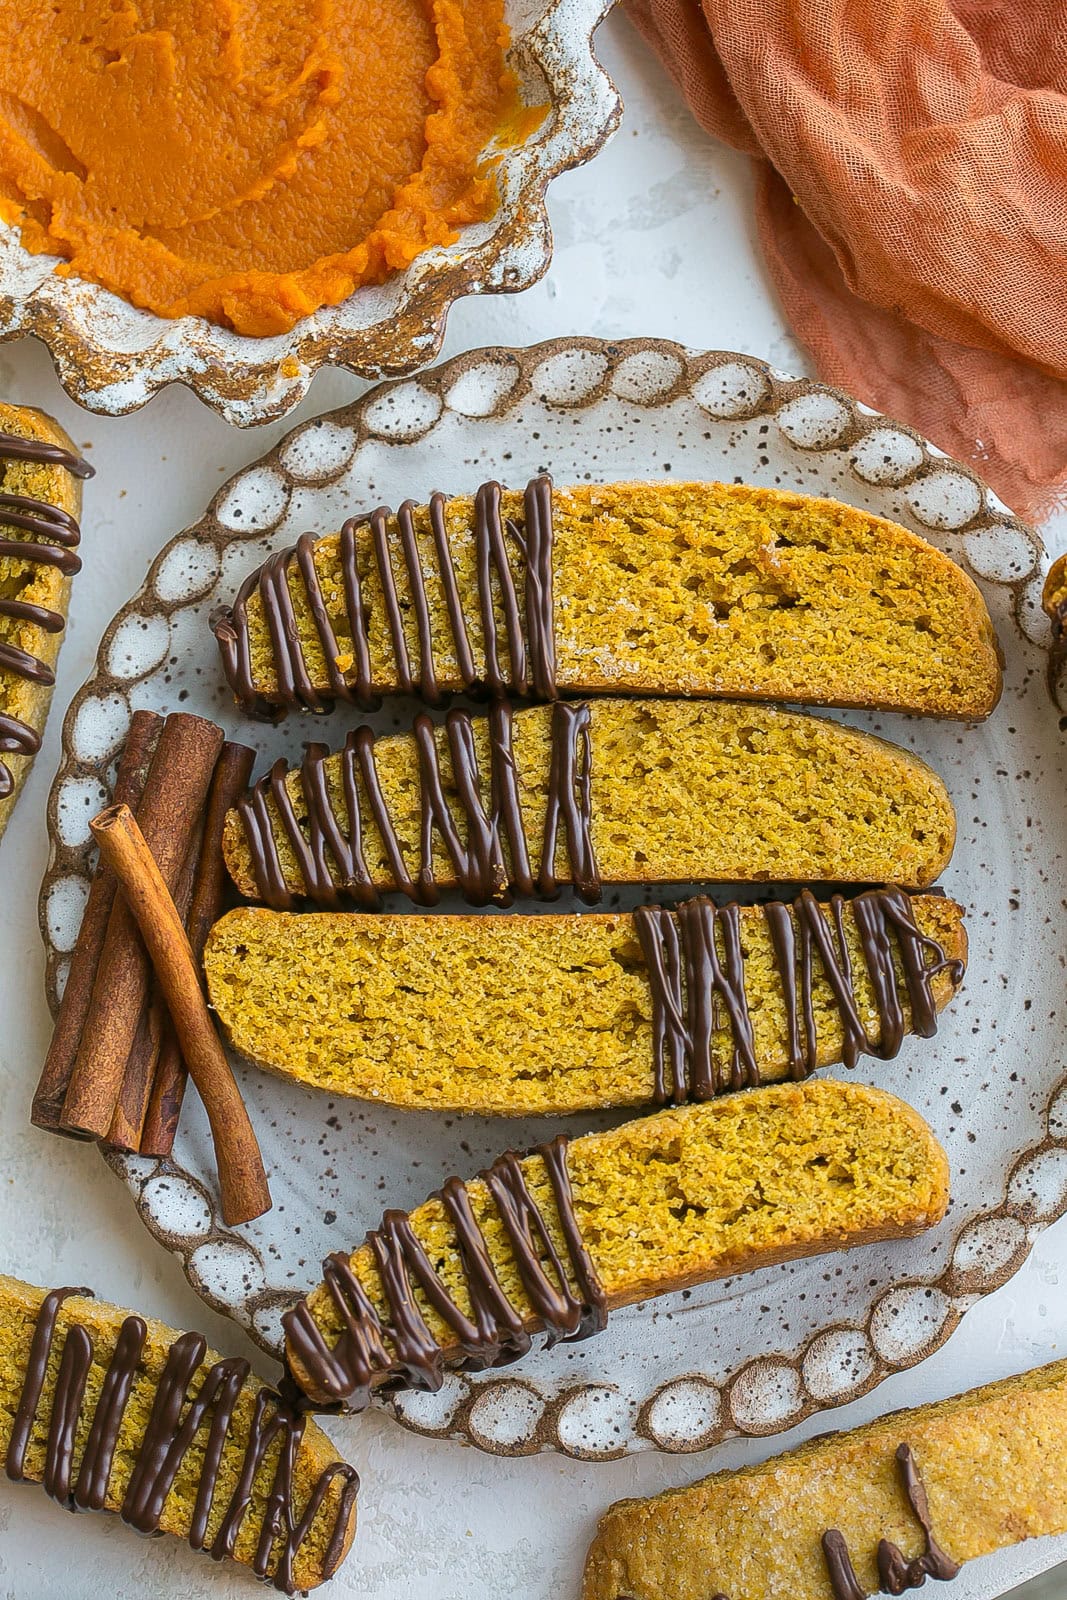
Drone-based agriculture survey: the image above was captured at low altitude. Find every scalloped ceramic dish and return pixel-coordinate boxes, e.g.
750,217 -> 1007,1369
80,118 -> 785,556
0,0 -> 620,427
40,337 -> 1067,1461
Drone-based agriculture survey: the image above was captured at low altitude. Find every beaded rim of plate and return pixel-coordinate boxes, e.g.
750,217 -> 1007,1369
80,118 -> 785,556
0,0 -> 621,428
39,336 -> 1067,1460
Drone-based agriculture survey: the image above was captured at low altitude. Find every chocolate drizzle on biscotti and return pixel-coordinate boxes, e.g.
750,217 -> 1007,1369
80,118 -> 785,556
613,1443 -> 958,1600
634,888 -> 963,1105
283,1133 -> 607,1410
822,1443 -> 961,1598
236,698 -> 599,909
617,1446 -> 959,1593
213,475 -> 557,718
0,431 -> 92,798
5,1287 -> 357,1594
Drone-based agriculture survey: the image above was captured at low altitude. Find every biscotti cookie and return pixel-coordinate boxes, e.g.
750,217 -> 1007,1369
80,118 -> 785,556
212,478 -> 1001,719
205,889 -> 966,1116
0,1274 -> 357,1592
223,698 -> 957,909
582,1359 -> 1067,1600
1044,552 -> 1067,636
282,1080 -> 948,1409
0,408 -> 92,837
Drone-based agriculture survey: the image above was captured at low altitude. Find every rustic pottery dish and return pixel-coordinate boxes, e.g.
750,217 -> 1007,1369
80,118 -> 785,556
0,0 -> 620,428
40,337 -> 1067,1460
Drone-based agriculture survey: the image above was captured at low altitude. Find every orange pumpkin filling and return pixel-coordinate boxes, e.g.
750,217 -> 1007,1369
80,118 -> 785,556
0,0 -> 520,336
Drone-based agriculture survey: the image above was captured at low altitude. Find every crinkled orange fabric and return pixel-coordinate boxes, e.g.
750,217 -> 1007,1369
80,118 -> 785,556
628,0 -> 1067,521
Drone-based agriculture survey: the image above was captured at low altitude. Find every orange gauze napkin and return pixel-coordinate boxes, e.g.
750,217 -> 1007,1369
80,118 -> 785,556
628,0 -> 1067,521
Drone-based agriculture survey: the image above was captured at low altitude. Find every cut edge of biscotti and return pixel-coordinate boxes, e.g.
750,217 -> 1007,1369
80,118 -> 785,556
283,1080 -> 949,1408
581,1356 -> 1067,1600
0,404 -> 86,840
204,892 -> 968,1116
221,699 -> 959,905
217,479 -> 1002,720
0,1273 -> 356,1590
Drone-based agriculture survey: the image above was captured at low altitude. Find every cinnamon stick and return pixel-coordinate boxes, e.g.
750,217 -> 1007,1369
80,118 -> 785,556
136,1012 -> 182,1159
106,996 -> 166,1150
60,714 -> 224,1139
32,709 -> 163,1134
106,813 -> 202,1151
91,803 -> 271,1226
140,741 -> 255,1157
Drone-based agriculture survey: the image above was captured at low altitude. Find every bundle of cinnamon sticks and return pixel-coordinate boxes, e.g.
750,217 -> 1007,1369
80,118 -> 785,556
32,710 -> 270,1224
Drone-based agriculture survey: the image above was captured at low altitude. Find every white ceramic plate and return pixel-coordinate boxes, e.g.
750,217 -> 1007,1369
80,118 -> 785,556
40,337 -> 1067,1460
0,0 -> 620,426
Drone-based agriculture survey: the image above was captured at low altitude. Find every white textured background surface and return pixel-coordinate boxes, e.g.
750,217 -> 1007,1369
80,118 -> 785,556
0,14 -> 1065,1598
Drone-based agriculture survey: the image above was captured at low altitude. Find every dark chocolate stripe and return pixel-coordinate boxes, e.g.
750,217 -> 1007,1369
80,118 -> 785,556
42,1322 -> 92,1502
0,431 -> 91,798
212,475 -> 557,716
634,888 -> 963,1106
5,1287 -> 91,1480
0,434 -> 93,478
236,699 -> 599,910
4,1286 -> 357,1593
74,1314 -> 146,1510
0,596 -> 66,631
0,639 -> 55,684
0,708 -> 47,767
282,1133 -> 607,1410
520,474 -> 557,701
475,479 -> 527,696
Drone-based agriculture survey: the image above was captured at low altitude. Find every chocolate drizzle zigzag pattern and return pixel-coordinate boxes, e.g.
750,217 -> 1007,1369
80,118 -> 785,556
213,475 -> 557,718
633,888 -> 964,1105
236,698 -> 599,910
5,1289 -> 358,1594
0,432 -> 92,798
283,1134 -> 607,1410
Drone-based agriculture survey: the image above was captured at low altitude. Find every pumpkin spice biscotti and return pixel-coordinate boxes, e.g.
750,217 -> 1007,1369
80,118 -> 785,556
0,406 -> 92,838
0,1274 -> 357,1592
212,478 -> 1002,719
281,1080 -> 949,1410
205,889 -> 967,1116
582,1360 -> 1067,1600
1044,552 -> 1067,642
223,698 -> 957,909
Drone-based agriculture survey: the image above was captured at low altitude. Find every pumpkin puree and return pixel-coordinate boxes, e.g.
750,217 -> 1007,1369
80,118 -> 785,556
0,0 -> 519,336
